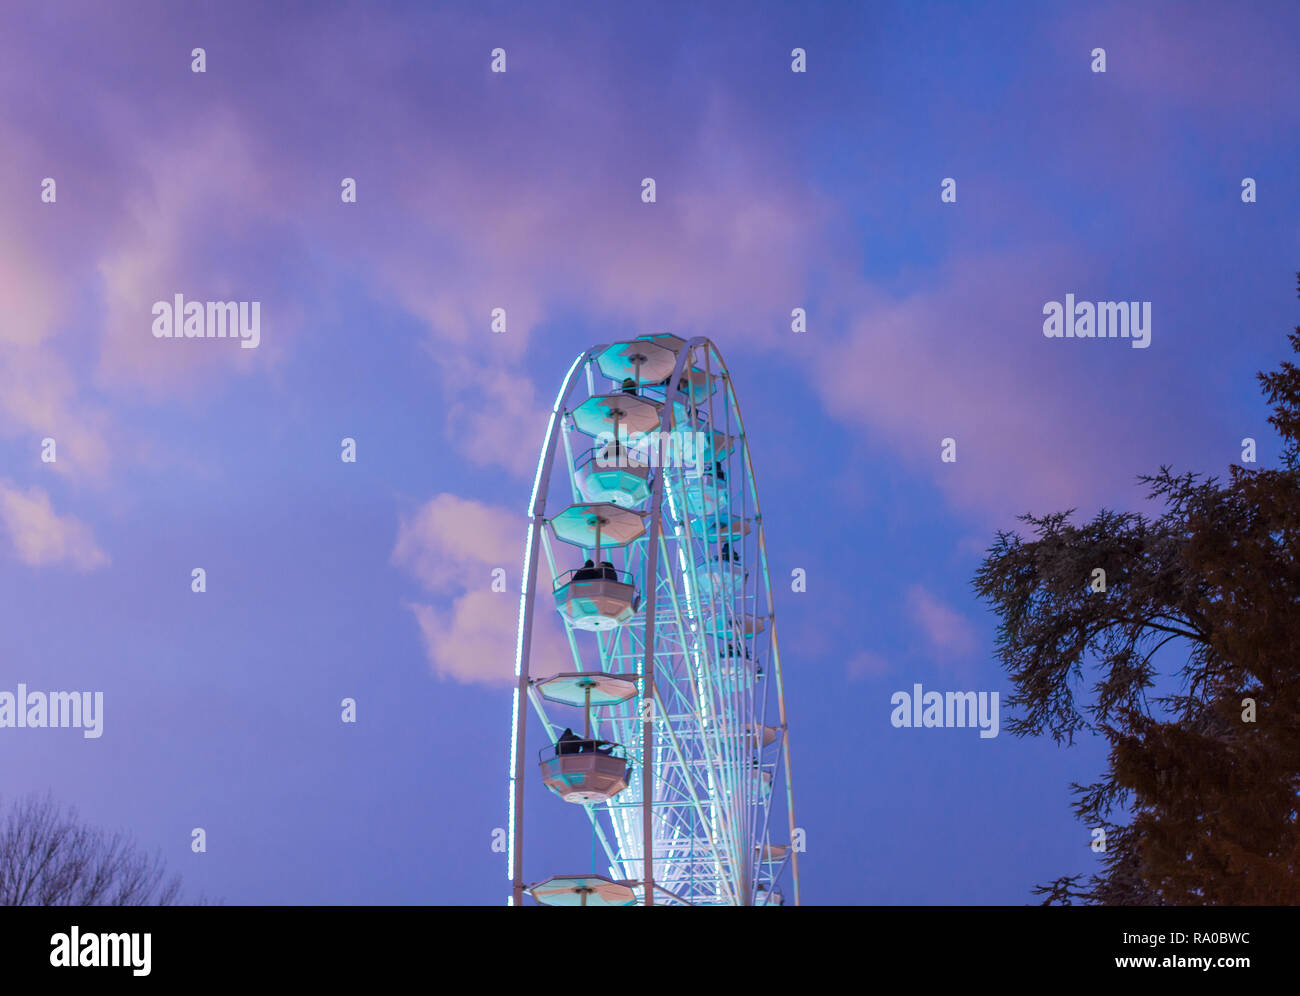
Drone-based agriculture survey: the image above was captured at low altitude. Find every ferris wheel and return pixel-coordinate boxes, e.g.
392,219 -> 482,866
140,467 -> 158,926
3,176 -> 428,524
506,334 -> 799,907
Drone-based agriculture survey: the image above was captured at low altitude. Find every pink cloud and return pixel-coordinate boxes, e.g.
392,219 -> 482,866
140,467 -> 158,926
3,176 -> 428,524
846,650 -> 890,682
440,357 -> 551,479
93,110 -> 290,395
806,248 -> 1165,523
905,585 -> 977,662
0,189 -> 113,479
0,344 -> 114,480
0,13 -> 826,481
391,494 -> 522,594
0,1 -> 1252,508
406,593 -> 516,687
0,0 -> 845,487
1058,2 -> 1300,114
0,480 -> 108,570
393,493 -> 571,685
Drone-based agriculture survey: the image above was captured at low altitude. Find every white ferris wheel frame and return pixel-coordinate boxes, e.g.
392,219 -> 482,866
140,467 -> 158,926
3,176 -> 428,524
507,336 -> 800,907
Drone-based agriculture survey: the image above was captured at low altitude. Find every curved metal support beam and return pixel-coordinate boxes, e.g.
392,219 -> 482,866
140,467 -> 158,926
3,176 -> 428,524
509,345 -> 604,906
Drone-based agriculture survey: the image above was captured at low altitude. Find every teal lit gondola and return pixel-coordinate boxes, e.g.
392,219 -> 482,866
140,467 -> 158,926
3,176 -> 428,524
575,440 -> 650,508
535,672 -> 638,803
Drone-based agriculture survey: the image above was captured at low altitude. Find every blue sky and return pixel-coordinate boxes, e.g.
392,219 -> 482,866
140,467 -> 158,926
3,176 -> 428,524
1,0 -> 1298,903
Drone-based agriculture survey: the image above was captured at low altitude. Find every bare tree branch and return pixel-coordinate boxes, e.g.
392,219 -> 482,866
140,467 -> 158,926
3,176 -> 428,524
0,794 -> 187,906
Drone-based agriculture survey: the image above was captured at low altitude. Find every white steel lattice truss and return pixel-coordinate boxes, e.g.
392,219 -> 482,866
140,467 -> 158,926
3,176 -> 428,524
508,337 -> 799,906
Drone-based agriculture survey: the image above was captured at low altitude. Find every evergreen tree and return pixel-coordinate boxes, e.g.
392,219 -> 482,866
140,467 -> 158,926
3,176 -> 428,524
974,274 -> 1300,905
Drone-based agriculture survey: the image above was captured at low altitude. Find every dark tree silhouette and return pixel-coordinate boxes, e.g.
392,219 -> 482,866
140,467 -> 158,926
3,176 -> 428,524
974,273 -> 1300,905
0,794 -> 183,906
